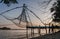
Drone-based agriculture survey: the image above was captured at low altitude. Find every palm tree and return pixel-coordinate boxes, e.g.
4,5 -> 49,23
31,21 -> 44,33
50,0 -> 60,22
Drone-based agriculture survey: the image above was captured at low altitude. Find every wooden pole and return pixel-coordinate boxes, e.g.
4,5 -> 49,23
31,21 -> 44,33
33,28 -> 34,36
45,25 -> 47,34
38,25 -> 41,35
49,23 -> 50,34
52,24 -> 54,33
26,26 -> 28,39
31,28 -> 32,36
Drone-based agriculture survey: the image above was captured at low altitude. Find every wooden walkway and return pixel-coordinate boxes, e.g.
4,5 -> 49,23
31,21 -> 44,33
26,26 -> 60,39
27,26 -> 60,29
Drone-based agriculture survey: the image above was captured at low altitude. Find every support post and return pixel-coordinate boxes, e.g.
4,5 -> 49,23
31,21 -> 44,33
31,28 -> 32,37
45,25 -> 47,34
52,24 -> 54,33
38,25 -> 41,35
49,23 -> 50,34
32,28 -> 34,36
26,26 -> 28,39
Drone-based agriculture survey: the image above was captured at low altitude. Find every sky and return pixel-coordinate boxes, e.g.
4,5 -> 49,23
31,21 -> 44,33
0,0 -> 56,29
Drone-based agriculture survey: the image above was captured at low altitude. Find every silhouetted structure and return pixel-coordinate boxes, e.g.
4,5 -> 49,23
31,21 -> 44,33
51,0 -> 60,22
0,4 -> 60,39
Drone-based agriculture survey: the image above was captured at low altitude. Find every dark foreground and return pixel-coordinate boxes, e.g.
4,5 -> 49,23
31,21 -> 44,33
31,31 -> 60,39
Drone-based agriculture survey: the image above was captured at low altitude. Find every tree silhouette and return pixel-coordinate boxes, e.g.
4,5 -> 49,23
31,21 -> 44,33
0,0 -> 18,6
50,0 -> 60,22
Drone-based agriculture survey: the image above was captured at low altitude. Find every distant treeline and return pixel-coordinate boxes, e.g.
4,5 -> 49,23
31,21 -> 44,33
0,27 -> 11,30
0,27 -> 26,30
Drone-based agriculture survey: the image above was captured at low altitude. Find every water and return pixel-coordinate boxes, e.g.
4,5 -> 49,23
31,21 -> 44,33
0,30 -> 27,39
0,29 -> 40,39
0,29 -> 46,39
0,29 -> 58,39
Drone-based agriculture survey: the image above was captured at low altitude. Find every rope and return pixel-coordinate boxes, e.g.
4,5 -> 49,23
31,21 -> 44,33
27,8 -> 45,25
0,6 -> 22,15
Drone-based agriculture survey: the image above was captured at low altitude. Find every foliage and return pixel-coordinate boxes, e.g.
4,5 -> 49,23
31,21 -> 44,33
50,0 -> 60,22
0,0 -> 18,6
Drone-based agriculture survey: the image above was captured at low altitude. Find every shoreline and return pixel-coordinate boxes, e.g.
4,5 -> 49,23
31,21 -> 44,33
30,31 -> 60,39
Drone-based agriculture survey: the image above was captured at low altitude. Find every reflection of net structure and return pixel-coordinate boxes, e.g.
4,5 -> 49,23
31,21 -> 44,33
0,0 -> 52,28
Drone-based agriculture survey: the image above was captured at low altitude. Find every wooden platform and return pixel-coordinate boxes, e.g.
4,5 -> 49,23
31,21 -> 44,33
26,26 -> 60,29
26,26 -> 60,39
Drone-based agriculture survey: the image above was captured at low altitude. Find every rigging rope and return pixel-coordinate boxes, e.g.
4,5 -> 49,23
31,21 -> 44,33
0,6 -> 22,15
1,15 -> 26,28
26,8 -> 45,25
0,3 -> 53,27
37,0 -> 52,9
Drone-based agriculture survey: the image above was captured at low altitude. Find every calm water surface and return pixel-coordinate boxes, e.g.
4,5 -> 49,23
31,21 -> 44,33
0,30 -> 27,39
0,29 -> 52,39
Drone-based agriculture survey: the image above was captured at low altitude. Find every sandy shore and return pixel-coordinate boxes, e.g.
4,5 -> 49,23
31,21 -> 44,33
30,31 -> 60,39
